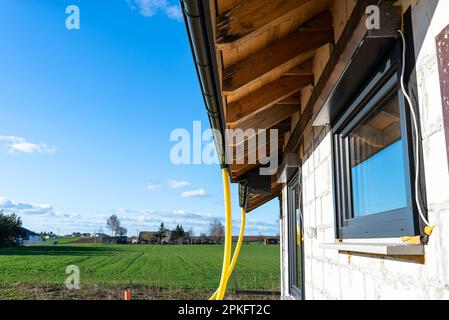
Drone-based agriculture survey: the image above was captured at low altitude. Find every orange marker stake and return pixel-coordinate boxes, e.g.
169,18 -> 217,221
124,289 -> 132,300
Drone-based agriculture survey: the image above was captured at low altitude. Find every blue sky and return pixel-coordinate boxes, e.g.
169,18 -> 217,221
352,140 -> 407,217
0,0 -> 279,236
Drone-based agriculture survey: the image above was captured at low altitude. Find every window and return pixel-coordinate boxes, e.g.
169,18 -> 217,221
350,92 -> 407,217
332,44 -> 420,239
287,173 -> 304,298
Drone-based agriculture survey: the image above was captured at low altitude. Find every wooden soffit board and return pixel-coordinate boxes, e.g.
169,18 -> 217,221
226,75 -> 311,125
222,11 -> 333,98
218,0 -> 333,69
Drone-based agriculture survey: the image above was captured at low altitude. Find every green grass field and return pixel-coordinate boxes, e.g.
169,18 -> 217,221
0,241 -> 280,299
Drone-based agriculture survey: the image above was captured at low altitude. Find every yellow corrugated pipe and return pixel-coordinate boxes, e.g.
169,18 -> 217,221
210,169 -> 247,300
210,207 -> 246,300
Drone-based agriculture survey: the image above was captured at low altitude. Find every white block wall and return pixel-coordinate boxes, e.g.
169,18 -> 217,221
280,0 -> 449,300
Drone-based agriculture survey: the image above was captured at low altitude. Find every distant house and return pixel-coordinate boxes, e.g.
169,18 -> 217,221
19,228 -> 47,246
138,231 -> 171,244
101,236 -> 128,245
190,236 -> 218,245
160,231 -> 173,244
138,231 -> 192,244
43,234 -> 57,240
128,236 -> 138,244
264,238 -> 280,245
231,235 -> 258,244
231,235 -> 280,244
138,231 -> 158,244
94,233 -> 109,238
40,232 -> 57,239
170,231 -> 191,245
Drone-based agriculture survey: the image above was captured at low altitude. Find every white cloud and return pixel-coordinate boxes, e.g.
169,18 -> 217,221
0,135 -> 56,155
0,197 -> 56,216
181,188 -> 207,198
168,180 -> 190,188
164,5 -> 183,21
128,0 -> 183,21
145,181 -> 161,190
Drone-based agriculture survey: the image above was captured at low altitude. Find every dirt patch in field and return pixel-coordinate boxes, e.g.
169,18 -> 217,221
0,283 -> 279,300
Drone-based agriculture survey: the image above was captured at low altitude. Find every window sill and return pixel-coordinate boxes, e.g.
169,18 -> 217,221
319,242 -> 424,256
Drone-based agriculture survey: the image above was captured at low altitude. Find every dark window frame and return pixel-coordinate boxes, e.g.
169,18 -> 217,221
332,42 -> 421,239
287,172 -> 304,299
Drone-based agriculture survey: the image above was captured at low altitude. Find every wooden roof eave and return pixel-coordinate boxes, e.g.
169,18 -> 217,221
212,0 -> 334,211
195,0 -> 388,211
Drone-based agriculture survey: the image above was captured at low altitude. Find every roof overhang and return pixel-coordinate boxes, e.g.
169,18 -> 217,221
183,0 -> 402,212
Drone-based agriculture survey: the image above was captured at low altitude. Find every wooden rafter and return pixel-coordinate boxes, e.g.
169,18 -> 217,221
210,0 -> 339,211
229,118 -> 291,151
227,75 -> 312,125
231,140 -> 284,178
284,60 -> 314,76
278,93 -> 301,105
232,136 -> 280,163
229,118 -> 290,179
222,11 -> 333,96
216,0 -> 332,49
230,104 -> 298,132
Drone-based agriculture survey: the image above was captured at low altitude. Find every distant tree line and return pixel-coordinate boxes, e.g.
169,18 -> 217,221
105,214 -> 225,243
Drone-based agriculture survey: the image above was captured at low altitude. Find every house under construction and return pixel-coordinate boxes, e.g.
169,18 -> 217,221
182,0 -> 449,299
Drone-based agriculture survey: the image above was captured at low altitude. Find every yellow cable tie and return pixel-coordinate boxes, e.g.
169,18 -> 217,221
401,236 -> 421,245
424,225 -> 436,237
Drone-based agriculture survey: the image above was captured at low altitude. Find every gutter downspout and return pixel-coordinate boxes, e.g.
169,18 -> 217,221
181,0 -> 228,169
